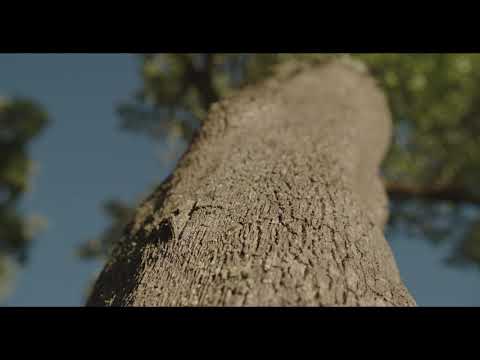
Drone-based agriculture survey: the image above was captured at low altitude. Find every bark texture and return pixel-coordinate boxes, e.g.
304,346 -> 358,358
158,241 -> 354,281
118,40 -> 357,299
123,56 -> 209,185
87,60 -> 416,306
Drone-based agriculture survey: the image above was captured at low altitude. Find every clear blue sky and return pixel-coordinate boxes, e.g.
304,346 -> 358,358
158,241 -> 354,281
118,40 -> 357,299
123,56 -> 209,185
0,54 -> 479,306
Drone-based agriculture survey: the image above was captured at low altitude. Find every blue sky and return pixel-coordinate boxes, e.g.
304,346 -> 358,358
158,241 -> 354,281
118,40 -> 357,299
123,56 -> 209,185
0,54 -> 479,306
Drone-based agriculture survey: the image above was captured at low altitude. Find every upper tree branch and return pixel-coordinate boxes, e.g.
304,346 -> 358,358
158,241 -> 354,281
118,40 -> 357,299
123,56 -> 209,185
386,182 -> 480,205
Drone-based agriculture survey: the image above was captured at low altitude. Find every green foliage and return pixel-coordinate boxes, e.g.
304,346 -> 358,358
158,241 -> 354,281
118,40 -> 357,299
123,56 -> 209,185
0,96 -> 48,272
356,54 -> 480,188
0,254 -> 17,300
89,54 -> 480,268
118,55 -> 329,141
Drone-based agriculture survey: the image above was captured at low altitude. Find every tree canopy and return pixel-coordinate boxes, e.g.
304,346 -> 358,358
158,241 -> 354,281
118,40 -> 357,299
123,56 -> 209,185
3,54 -> 479,301
81,54 -> 480,268
0,96 -> 48,296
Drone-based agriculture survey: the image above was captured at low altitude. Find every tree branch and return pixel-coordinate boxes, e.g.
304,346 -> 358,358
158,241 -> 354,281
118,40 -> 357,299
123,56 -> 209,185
386,182 -> 480,205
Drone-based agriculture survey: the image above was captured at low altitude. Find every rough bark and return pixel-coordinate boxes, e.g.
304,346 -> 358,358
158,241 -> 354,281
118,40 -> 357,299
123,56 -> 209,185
87,60 -> 416,306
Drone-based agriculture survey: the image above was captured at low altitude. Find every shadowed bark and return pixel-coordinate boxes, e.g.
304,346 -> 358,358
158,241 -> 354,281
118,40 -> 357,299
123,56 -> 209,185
87,60 -> 416,306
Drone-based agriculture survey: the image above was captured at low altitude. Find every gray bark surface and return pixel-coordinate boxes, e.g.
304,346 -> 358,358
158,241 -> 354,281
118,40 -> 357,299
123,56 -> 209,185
87,60 -> 416,306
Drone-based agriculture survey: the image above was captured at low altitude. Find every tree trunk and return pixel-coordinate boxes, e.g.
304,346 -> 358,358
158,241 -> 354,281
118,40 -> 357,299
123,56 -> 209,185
87,60 -> 416,306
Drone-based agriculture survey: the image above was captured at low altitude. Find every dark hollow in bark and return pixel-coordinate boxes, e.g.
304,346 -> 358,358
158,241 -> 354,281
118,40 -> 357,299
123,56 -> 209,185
87,60 -> 416,306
